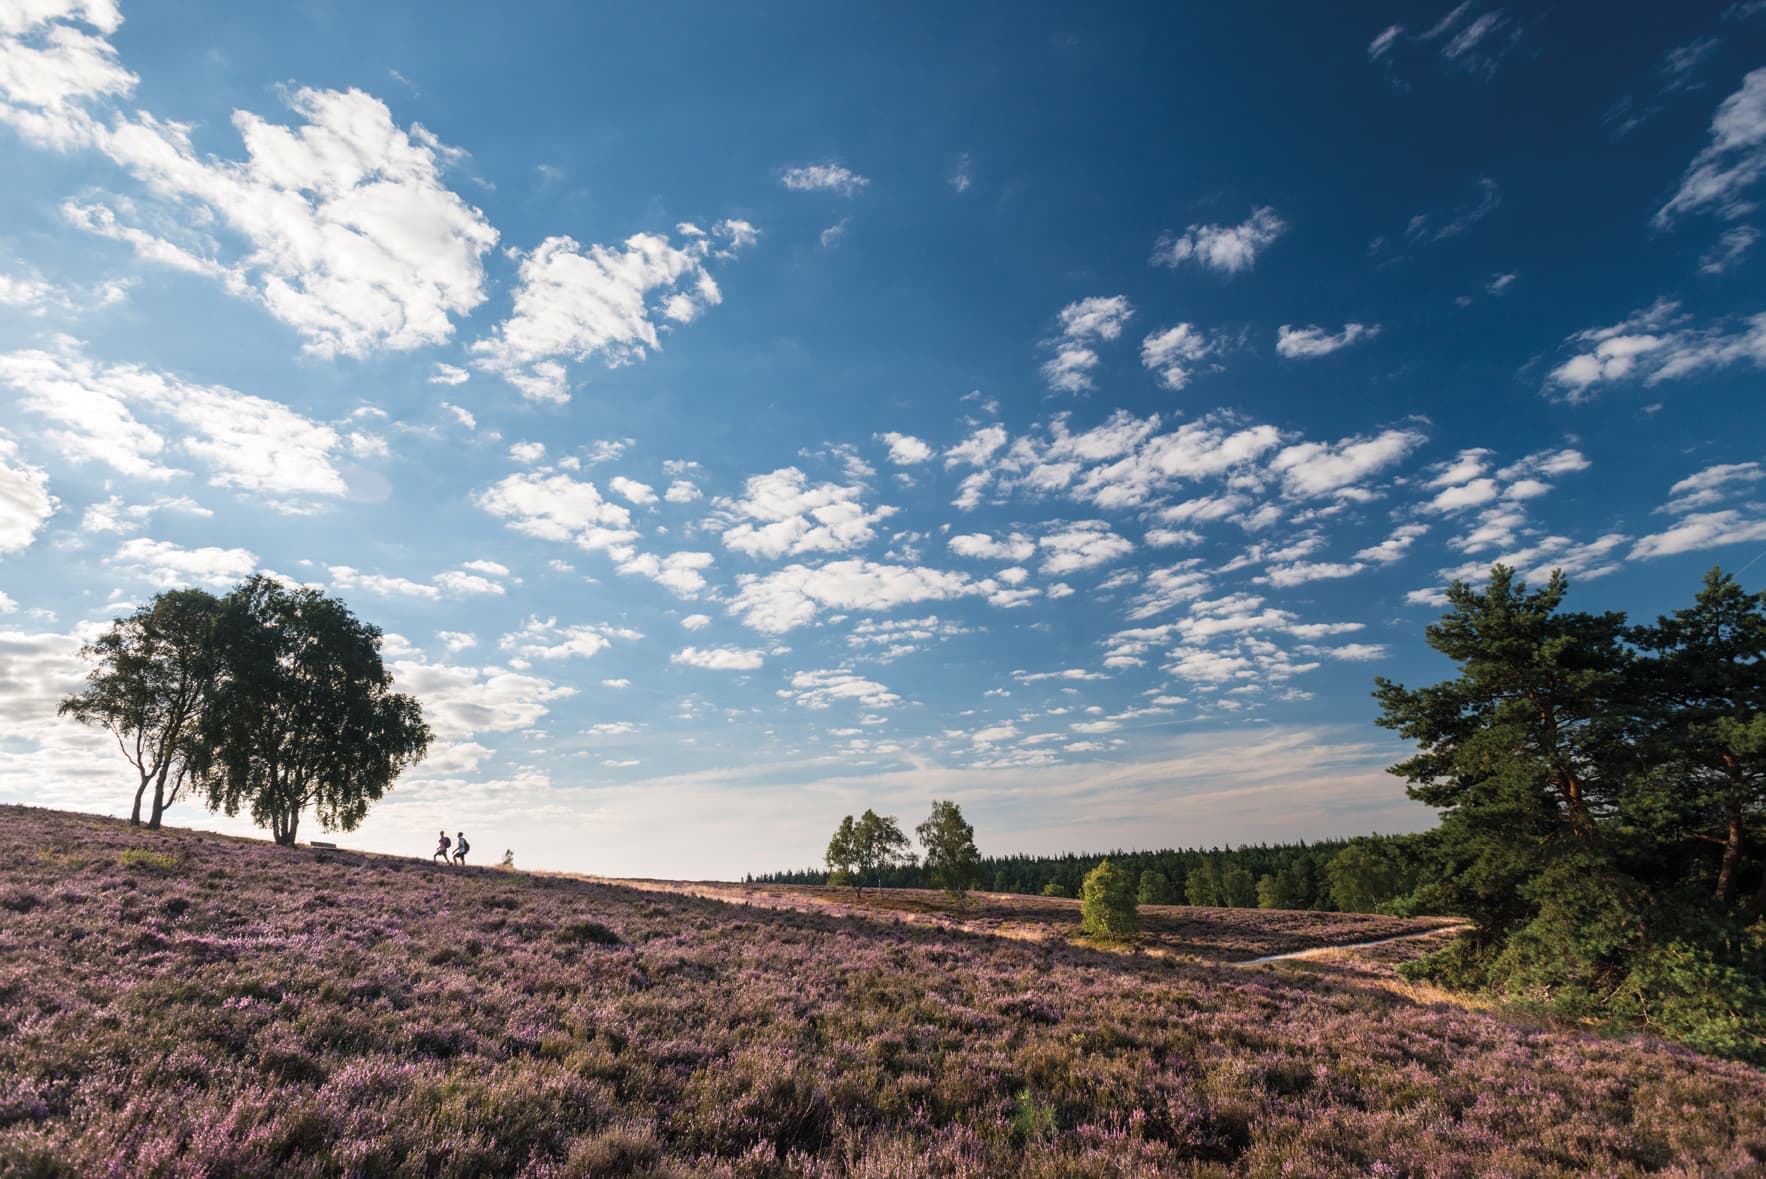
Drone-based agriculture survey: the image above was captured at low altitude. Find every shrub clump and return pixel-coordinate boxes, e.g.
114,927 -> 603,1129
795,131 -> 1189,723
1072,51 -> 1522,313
1080,859 -> 1137,939
119,849 -> 179,872
559,918 -> 623,946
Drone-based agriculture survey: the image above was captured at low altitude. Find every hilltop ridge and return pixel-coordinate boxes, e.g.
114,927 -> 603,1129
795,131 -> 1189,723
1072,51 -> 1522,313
3,805 -> 1763,1176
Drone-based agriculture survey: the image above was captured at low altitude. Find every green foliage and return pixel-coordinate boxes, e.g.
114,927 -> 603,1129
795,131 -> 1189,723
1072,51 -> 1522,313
1256,868 -> 1305,910
915,800 -> 980,909
119,848 -> 178,871
1079,858 -> 1137,939
1326,839 -> 1413,913
825,810 -> 912,895
1608,939 -> 1766,1064
194,576 -> 430,847
1008,1088 -> 1056,1145
824,815 -> 859,885
500,849 -> 515,869
1039,882 -> 1068,898
1375,566 -> 1631,939
1383,564 -> 1766,1062
1184,860 -> 1220,906
60,589 -> 221,829
1629,568 -> 1766,911
1220,863 -> 1257,908
1136,869 -> 1173,905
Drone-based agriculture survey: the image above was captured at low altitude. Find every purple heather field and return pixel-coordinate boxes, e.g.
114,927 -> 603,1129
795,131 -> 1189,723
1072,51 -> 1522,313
2,806 -> 1763,1178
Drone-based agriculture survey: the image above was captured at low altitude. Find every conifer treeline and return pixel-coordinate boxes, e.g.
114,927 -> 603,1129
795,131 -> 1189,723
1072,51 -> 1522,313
748,832 -> 1427,913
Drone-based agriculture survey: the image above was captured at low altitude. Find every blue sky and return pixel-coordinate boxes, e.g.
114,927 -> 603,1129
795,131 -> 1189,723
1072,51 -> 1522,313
1,0 -> 1763,878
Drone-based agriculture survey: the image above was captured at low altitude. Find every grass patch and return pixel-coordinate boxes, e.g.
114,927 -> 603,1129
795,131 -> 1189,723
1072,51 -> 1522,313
119,849 -> 179,872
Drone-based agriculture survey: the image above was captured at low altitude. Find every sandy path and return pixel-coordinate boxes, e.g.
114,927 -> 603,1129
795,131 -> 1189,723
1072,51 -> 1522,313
1234,925 -> 1467,966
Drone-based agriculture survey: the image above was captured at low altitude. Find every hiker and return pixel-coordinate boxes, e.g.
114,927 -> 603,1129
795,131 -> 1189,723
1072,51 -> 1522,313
434,830 -> 451,862
452,831 -> 470,865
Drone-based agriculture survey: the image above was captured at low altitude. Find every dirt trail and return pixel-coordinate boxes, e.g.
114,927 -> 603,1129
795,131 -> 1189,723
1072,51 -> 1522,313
1234,925 -> 1467,966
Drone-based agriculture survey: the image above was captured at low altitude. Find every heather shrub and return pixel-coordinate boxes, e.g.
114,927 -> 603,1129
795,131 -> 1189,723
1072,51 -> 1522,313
1080,859 -> 1136,939
0,889 -> 41,914
563,1120 -> 663,1176
560,918 -> 623,946
5,805 -> 1766,1176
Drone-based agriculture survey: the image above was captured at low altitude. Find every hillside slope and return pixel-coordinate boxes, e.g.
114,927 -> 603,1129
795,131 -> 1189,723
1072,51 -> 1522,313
2,806 -> 1762,1177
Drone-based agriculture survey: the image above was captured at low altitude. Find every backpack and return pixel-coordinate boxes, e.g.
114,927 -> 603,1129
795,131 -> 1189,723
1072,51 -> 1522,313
457,837 -> 469,854
440,835 -> 451,850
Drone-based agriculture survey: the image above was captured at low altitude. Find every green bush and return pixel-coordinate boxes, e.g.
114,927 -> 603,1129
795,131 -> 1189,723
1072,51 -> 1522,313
1136,870 -> 1173,905
1040,882 -> 1067,898
119,849 -> 178,872
1609,941 -> 1766,1064
1079,859 -> 1136,939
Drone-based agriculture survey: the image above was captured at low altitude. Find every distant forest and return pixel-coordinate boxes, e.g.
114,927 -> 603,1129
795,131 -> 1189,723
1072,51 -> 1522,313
749,832 -> 1426,914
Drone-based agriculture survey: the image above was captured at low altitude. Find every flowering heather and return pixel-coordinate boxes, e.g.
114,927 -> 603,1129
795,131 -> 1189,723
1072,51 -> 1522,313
2,806 -> 1763,1177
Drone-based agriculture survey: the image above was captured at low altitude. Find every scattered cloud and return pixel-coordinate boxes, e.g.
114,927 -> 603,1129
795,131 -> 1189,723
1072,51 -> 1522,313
1150,206 -> 1286,275
949,153 -> 972,193
672,644 -> 768,670
1042,295 -> 1134,393
471,220 -> 756,402
617,550 -> 715,597
1656,68 -> 1766,226
1356,523 -> 1428,563
713,467 -> 896,560
0,344 -> 355,509
780,162 -> 869,196
389,654 -> 573,740
69,83 -> 498,357
1402,177 -> 1501,246
1275,323 -> 1380,359
949,531 -> 1036,562
876,431 -> 933,465
1700,226 -> 1759,273
107,536 -> 257,587
1038,521 -> 1134,575
779,668 -> 899,710
1256,559 -> 1365,588
728,559 -> 979,633
1140,323 -> 1218,390
476,471 -> 638,559
1631,461 -> 1766,558
608,475 -> 657,505
1546,299 -> 1766,401
0,437 -> 57,554
1268,428 -> 1428,500
500,615 -> 638,661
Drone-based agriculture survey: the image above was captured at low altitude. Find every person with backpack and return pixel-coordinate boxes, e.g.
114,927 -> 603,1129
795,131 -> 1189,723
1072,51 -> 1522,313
434,830 -> 451,862
452,832 -> 470,865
